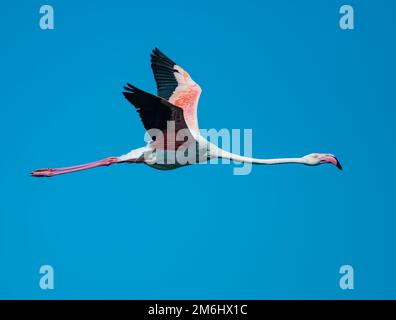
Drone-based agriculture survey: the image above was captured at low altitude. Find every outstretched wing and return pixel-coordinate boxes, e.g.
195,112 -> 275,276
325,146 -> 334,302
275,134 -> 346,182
150,48 -> 178,100
150,48 -> 201,132
123,83 -> 195,149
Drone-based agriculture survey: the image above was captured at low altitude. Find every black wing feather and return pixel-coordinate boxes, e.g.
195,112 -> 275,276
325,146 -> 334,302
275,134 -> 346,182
122,83 -> 189,136
150,48 -> 179,100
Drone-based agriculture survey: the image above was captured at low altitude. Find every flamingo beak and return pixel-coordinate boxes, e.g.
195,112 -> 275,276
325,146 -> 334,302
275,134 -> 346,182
334,157 -> 342,170
320,155 -> 342,170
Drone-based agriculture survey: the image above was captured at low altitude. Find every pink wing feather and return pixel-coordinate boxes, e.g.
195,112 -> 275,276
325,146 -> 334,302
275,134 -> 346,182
151,48 -> 202,132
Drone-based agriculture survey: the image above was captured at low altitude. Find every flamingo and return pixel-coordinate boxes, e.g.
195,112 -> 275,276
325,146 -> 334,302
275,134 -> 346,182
31,48 -> 342,177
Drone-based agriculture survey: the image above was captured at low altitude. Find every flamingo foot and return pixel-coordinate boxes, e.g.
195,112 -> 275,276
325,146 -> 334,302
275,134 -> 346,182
30,168 -> 57,177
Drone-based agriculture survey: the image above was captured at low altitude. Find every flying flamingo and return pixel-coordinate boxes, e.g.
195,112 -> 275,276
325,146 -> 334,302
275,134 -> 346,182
31,48 -> 342,177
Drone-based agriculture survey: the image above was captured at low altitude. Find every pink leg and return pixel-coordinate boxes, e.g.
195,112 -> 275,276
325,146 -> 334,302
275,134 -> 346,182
31,157 -> 120,177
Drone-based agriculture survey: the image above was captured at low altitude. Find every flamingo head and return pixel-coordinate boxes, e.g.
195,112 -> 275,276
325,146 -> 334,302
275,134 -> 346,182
303,153 -> 342,170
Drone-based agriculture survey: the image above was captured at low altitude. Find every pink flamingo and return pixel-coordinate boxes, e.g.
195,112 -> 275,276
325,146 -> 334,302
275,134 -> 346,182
31,48 -> 341,177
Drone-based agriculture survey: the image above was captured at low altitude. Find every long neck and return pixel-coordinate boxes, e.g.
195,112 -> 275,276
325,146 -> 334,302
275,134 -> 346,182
214,149 -> 306,166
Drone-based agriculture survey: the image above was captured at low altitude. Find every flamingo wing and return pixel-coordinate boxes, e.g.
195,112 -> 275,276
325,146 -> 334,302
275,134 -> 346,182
122,83 -> 195,148
150,48 -> 178,100
150,48 -> 202,132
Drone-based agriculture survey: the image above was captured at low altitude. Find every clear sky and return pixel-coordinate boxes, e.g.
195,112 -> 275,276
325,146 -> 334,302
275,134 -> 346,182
1,0 -> 395,299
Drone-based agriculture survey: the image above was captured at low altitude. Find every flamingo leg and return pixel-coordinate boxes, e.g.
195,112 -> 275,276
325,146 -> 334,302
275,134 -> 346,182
30,157 -> 120,177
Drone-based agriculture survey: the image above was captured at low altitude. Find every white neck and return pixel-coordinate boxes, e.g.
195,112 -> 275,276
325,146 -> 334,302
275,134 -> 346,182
213,148 -> 306,166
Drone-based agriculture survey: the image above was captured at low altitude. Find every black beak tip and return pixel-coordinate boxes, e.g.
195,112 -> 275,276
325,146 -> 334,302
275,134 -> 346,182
335,157 -> 342,170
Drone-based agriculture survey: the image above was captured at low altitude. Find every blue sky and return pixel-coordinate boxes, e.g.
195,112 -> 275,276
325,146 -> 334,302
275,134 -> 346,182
0,0 -> 395,299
